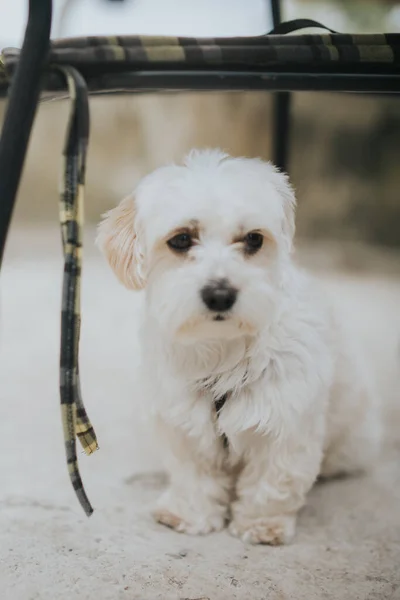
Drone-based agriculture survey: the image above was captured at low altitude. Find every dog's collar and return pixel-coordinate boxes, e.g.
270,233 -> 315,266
214,392 -> 230,449
214,392 -> 229,415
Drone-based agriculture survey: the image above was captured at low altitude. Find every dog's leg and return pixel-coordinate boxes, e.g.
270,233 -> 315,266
152,417 -> 231,535
229,430 -> 323,545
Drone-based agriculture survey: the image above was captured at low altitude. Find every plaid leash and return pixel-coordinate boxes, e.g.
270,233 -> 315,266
57,65 -> 98,516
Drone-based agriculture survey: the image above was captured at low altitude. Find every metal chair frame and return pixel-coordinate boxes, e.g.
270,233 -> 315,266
0,0 -> 399,267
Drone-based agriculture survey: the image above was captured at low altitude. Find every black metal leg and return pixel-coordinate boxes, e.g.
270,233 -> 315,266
0,0 -> 52,268
269,0 -> 291,172
271,0 -> 282,25
272,91 -> 291,172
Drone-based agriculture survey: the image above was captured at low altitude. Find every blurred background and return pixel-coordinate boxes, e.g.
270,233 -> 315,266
0,0 -> 399,251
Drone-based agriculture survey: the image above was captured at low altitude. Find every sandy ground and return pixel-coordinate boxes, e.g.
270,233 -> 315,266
1,226 -> 400,600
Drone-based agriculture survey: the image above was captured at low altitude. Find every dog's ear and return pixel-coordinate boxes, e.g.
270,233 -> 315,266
280,181 -> 296,253
271,167 -> 296,253
96,194 -> 146,290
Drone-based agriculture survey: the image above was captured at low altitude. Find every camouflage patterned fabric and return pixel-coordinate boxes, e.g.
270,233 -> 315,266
48,32 -> 400,68
57,65 -> 98,516
0,27 -> 399,96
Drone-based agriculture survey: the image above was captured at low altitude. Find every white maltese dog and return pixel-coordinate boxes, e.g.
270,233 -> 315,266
97,149 -> 380,545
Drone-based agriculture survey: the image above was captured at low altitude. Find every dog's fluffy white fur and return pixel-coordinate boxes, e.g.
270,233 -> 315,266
97,149 -> 381,545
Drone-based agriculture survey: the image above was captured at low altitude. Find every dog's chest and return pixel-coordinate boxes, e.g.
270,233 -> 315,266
199,372 -> 246,450
197,350 -> 279,443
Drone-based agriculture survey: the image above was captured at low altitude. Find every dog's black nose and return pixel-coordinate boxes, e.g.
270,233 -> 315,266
201,280 -> 237,312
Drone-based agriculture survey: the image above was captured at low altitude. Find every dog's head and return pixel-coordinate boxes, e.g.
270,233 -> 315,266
97,150 -> 296,342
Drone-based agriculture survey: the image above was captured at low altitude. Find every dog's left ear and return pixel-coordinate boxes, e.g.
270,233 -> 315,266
96,193 -> 146,290
272,168 -> 296,253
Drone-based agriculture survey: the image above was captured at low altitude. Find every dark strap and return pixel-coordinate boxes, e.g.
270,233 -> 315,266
215,394 -> 229,448
56,65 -> 99,517
268,18 -> 338,35
215,393 -> 228,415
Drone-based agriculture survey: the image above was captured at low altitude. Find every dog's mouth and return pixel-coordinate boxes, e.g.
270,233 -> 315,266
213,314 -> 226,322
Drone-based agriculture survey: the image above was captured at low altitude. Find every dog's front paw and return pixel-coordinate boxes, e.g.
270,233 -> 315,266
153,491 -> 227,535
229,514 -> 296,545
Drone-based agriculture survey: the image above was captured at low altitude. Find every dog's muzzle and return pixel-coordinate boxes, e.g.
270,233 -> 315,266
201,279 -> 237,313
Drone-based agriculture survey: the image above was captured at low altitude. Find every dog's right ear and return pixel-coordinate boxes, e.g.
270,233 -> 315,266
96,194 -> 146,290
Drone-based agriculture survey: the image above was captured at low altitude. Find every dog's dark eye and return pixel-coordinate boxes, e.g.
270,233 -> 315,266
167,232 -> 193,252
244,232 -> 263,254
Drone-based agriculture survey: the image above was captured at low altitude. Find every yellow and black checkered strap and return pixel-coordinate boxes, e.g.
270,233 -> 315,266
56,65 -> 98,517
1,20 -> 399,95
48,31 -> 400,70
